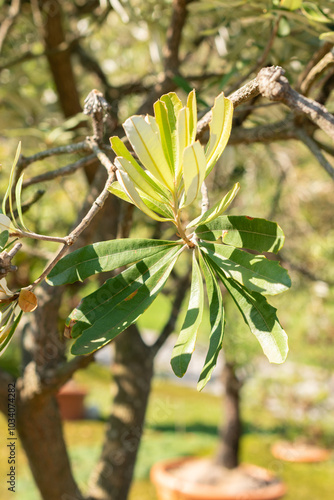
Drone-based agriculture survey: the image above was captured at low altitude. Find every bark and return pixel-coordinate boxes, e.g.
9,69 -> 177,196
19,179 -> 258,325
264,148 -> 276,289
16,395 -> 84,500
215,363 -> 243,469
36,0 -> 82,118
13,282 -> 84,500
88,325 -> 153,500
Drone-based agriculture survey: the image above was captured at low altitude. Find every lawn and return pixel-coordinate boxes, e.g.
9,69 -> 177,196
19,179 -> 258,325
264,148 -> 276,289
0,361 -> 333,500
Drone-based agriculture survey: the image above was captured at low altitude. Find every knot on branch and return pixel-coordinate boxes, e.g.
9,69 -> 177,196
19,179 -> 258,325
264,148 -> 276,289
84,89 -> 111,142
0,243 -> 22,277
258,66 -> 290,101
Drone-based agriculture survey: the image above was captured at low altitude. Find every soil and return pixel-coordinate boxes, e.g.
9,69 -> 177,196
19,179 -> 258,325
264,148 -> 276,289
169,458 -> 280,495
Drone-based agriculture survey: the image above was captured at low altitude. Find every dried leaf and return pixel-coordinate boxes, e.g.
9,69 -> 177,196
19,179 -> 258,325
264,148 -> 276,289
18,289 -> 38,312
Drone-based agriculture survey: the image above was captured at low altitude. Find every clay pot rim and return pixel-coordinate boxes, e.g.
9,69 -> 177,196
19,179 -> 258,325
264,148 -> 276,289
271,441 -> 332,463
150,456 -> 287,500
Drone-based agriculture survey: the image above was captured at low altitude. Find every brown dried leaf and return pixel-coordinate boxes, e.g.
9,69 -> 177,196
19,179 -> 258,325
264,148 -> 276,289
18,289 -> 38,312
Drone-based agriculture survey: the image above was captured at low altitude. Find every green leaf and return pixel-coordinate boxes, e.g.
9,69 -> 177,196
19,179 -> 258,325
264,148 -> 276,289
2,142 -> 21,226
111,136 -> 170,200
301,2 -> 331,23
0,309 -> 23,356
108,181 -> 134,204
187,182 -> 240,228
319,31 -> 334,43
197,253 -> 224,391
187,90 -> 197,144
159,92 -> 183,177
123,115 -> 174,190
205,93 -> 233,176
15,173 -> 28,230
69,246 -> 181,355
171,251 -> 204,377
212,260 -> 288,364
176,107 -> 190,180
139,192 -> 175,219
154,100 -> 175,173
182,142 -> 207,207
47,238 -> 181,286
115,157 -> 166,203
280,0 -> 302,10
278,16 -> 291,37
199,241 -> 291,296
116,167 -> 169,221
0,231 -> 9,250
195,215 -> 285,253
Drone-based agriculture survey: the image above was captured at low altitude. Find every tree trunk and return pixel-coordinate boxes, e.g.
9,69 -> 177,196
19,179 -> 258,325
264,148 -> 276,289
215,362 -> 242,469
14,282 -> 84,500
36,0 -> 82,118
17,395 -> 84,500
88,324 -> 153,500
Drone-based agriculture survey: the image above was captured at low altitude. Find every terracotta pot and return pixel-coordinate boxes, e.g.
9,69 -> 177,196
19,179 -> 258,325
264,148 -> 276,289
56,380 -> 87,420
271,441 -> 331,463
150,457 -> 287,500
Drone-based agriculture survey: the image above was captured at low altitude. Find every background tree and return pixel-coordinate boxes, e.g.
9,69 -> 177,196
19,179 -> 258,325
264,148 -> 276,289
0,1 -> 334,499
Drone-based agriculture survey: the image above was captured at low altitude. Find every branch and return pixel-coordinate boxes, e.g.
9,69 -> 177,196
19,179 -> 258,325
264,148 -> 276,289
163,0 -> 189,74
300,48 -> 334,96
196,72 -> 263,140
40,354 -> 95,396
0,243 -> 22,277
0,0 -> 21,53
296,128 -> 334,180
257,66 -> 334,143
27,168 -> 115,290
296,41 -> 333,92
17,141 -> 91,173
22,155 -> 98,189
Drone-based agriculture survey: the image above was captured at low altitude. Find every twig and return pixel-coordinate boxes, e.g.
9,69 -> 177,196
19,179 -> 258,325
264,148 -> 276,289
300,48 -> 334,96
0,0 -> 21,53
27,170 -> 115,290
0,35 -> 86,74
12,189 -> 45,216
17,141 -> 91,173
296,129 -> 334,180
0,243 -> 22,276
296,42 -> 333,92
22,155 -> 98,189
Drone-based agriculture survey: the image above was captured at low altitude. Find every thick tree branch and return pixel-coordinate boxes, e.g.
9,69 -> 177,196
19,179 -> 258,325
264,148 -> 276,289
257,66 -> 334,143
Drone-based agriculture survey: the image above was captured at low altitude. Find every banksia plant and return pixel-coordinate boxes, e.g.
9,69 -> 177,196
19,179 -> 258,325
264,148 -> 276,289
47,90 -> 291,390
